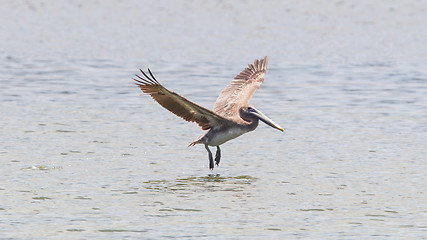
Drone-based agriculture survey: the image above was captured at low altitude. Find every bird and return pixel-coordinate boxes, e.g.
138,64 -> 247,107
134,56 -> 284,169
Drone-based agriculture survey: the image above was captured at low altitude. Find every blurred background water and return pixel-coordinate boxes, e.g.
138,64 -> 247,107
0,0 -> 426,239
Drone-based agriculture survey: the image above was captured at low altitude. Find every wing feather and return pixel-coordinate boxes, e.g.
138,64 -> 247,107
214,56 -> 268,119
134,69 -> 233,130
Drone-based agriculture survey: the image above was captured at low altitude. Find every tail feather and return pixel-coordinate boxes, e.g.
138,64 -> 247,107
187,135 -> 205,147
187,139 -> 202,147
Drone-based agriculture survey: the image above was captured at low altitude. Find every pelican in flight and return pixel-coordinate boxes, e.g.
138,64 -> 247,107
134,56 -> 284,169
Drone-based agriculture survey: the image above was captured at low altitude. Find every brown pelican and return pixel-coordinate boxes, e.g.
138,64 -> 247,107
134,56 -> 284,169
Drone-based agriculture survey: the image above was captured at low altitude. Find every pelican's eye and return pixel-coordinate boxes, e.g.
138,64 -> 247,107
246,107 -> 255,113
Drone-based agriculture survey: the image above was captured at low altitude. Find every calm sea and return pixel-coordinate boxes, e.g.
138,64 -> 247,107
1,1 -> 426,239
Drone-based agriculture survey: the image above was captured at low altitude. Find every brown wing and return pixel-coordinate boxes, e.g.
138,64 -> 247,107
213,56 -> 267,119
134,68 -> 233,130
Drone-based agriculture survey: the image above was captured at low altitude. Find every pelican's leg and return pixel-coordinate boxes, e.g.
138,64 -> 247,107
205,144 -> 214,170
215,146 -> 221,166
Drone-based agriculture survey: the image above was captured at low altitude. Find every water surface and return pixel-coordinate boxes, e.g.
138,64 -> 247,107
1,1 -> 426,239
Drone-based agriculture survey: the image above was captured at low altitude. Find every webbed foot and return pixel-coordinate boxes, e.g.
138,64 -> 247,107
215,146 -> 221,166
205,144 -> 214,170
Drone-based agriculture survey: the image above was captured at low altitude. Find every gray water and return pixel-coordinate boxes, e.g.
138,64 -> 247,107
1,1 -> 427,239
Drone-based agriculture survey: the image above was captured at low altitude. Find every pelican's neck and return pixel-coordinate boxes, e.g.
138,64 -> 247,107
241,117 -> 259,132
239,107 -> 259,132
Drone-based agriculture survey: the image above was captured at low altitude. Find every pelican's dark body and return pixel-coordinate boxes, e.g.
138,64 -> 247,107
134,57 -> 284,169
191,121 -> 258,147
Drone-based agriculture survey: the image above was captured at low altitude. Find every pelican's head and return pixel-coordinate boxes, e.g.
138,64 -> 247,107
242,106 -> 285,132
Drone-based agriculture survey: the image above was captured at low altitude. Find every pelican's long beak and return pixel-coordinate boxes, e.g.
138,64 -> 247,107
250,108 -> 285,132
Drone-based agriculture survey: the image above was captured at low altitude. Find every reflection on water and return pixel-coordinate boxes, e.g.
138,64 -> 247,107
143,174 -> 257,193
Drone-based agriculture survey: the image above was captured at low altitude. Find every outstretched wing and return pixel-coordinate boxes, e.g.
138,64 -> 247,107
213,56 -> 268,119
134,68 -> 233,130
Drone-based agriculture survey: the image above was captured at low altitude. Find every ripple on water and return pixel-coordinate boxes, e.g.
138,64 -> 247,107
142,174 -> 257,193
